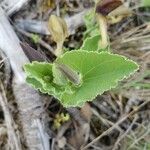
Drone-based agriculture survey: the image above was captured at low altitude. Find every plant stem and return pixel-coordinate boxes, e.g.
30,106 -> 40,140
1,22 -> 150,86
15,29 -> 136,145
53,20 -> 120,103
55,41 -> 64,56
97,14 -> 108,49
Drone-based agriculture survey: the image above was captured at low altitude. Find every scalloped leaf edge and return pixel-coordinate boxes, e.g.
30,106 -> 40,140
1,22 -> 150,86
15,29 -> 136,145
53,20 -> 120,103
56,50 -> 139,107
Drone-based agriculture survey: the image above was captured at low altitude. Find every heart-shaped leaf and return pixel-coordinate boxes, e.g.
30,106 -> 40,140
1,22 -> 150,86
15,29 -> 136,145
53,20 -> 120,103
24,51 -> 138,107
55,50 -> 139,107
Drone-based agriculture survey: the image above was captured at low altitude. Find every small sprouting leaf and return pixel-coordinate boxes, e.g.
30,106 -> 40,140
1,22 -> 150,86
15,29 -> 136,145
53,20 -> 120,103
81,34 -> 100,51
55,50 -> 139,107
83,10 -> 99,38
84,10 -> 95,29
31,34 -> 40,43
81,34 -> 108,52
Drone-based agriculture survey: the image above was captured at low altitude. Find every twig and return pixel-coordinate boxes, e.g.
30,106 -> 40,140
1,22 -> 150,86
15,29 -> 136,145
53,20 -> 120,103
16,10 -> 88,35
111,23 -> 150,46
0,0 -> 30,15
0,8 -> 50,149
0,7 -> 28,83
0,81 -> 22,150
112,115 -> 138,150
0,49 -> 11,87
0,58 -> 4,64
16,27 -> 55,56
127,124 -> 150,150
91,107 -> 123,133
122,34 -> 150,43
82,100 -> 150,150
67,107 -> 87,125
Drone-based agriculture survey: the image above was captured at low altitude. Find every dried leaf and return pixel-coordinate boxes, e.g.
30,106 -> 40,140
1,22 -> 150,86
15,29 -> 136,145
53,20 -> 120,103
48,15 -> 68,44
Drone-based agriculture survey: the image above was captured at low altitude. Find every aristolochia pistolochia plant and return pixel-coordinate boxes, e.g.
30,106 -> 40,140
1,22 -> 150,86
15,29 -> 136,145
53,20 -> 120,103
24,6 -> 139,107
24,50 -> 138,107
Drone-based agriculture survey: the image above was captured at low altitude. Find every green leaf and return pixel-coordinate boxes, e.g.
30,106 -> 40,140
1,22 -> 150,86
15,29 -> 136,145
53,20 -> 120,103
55,51 -> 139,107
24,61 -> 53,85
24,51 -> 138,108
24,62 -> 65,99
24,61 -> 76,99
31,34 -> 40,43
52,63 -> 68,86
143,0 -> 150,6
83,10 -> 99,38
84,10 -> 95,30
26,77 -> 47,93
81,34 -> 100,51
81,34 -> 109,52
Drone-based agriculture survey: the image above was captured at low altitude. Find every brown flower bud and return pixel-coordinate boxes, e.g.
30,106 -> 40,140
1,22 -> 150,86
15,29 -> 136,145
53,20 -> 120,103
96,0 -> 123,16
